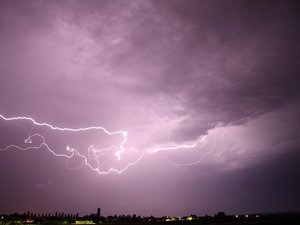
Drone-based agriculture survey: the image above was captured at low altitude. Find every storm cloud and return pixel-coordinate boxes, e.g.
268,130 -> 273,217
0,0 -> 300,216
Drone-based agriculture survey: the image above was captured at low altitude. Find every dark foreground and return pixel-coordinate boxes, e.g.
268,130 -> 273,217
1,212 -> 300,225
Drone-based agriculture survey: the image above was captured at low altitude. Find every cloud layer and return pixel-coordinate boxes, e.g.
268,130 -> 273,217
0,0 -> 300,216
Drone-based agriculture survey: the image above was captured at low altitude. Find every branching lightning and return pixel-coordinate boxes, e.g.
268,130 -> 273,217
0,114 -> 222,175
0,114 -> 132,174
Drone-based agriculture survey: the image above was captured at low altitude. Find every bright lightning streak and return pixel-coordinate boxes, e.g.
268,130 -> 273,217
0,114 -> 222,175
148,135 -> 207,154
151,143 -> 197,153
0,114 -> 127,159
0,114 -> 132,174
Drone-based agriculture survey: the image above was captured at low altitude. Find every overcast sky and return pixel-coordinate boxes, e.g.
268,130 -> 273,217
0,0 -> 300,217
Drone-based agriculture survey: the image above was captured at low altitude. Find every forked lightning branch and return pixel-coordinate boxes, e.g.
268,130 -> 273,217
0,114 -> 217,175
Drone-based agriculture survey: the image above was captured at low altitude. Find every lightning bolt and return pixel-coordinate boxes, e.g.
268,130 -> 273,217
167,138 -> 217,166
167,128 -> 225,166
0,114 -> 222,175
150,143 -> 197,153
148,135 -> 207,154
0,114 -> 133,174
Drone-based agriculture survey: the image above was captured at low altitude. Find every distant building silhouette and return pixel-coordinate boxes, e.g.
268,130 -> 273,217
97,208 -> 101,218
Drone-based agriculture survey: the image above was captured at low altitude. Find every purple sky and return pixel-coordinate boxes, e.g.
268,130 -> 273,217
0,0 -> 300,217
